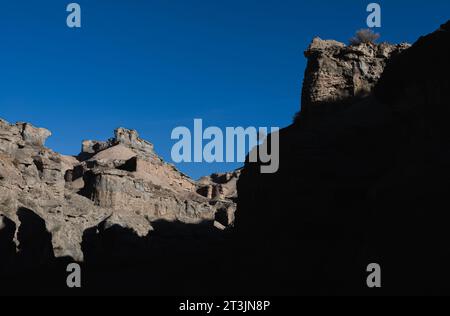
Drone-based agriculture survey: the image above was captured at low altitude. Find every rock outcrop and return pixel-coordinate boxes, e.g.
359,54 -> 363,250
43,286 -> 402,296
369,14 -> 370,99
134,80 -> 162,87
235,21 -> 450,295
2,21 -> 450,295
0,121 -> 237,263
301,38 -> 410,115
197,169 -> 241,228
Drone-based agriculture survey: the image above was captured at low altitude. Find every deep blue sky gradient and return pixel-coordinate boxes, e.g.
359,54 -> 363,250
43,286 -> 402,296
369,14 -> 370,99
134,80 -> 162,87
1,0 -> 448,179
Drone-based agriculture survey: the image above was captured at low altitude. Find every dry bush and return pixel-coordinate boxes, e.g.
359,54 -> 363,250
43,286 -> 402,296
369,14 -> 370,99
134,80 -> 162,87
350,29 -> 380,45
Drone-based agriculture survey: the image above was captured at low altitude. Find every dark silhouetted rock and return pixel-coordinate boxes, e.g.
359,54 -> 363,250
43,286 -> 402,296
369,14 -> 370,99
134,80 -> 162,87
234,21 -> 450,295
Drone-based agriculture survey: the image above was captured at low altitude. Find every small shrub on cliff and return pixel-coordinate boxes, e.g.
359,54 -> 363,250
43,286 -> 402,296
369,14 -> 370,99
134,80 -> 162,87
349,29 -> 380,45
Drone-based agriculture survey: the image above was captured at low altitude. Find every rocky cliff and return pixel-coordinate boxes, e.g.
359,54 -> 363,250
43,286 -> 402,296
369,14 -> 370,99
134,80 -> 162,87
2,21 -> 450,295
235,21 -> 450,295
0,122 -> 237,263
301,38 -> 410,115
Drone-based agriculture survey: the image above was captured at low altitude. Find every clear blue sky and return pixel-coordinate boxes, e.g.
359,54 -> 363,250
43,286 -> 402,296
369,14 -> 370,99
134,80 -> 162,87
0,0 -> 448,179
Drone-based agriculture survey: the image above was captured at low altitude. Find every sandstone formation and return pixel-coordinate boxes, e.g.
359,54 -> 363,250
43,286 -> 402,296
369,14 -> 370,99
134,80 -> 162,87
0,122 -> 237,263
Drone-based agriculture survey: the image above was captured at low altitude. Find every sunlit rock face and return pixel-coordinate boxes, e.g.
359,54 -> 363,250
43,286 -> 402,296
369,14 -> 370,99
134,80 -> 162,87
0,121 -> 238,263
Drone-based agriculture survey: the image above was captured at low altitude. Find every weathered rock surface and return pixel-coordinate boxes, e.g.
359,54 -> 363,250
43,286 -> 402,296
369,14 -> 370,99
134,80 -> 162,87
235,21 -> 450,295
301,38 -> 410,114
2,21 -> 449,295
0,121 -> 237,263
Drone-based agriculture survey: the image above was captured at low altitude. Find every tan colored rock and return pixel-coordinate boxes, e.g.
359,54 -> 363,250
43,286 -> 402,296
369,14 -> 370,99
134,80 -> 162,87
0,119 -> 239,263
89,144 -> 136,161
301,38 -> 410,114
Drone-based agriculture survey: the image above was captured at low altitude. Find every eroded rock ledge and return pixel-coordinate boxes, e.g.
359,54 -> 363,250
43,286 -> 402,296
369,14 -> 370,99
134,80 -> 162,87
235,21 -> 450,294
301,38 -> 410,114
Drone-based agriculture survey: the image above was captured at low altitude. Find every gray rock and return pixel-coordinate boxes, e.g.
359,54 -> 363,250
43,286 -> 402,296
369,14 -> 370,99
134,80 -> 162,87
301,38 -> 410,114
0,119 -> 239,262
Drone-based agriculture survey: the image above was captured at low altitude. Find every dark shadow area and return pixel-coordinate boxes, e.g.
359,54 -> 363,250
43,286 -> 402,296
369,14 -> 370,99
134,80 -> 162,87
32,157 -> 44,174
82,218 -> 149,265
16,207 -> 54,266
0,208 -> 78,296
0,210 -> 234,295
0,215 -> 16,274
77,170 -> 97,199
294,94 -> 370,124
214,207 -> 229,227
79,219 -> 231,295
65,164 -> 85,182
117,156 -> 137,172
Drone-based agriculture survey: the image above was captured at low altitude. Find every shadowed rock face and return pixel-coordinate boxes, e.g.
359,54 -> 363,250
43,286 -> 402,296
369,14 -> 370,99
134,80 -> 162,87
16,208 -> 54,265
0,122 -> 238,264
1,22 -> 449,295
235,21 -> 450,295
0,214 -> 16,272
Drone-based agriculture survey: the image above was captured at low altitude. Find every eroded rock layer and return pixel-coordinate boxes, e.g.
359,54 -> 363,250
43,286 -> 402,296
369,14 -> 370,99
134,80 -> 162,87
236,21 -> 450,295
0,122 -> 237,262
301,38 -> 410,115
